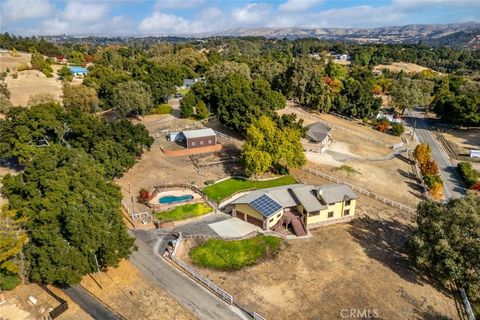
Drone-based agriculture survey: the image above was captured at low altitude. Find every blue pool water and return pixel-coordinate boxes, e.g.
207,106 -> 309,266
68,66 -> 88,74
159,194 -> 194,204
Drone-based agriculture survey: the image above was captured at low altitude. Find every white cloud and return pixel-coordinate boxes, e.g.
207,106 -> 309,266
38,1 -> 133,35
232,3 -> 272,24
138,11 -> 204,34
279,0 -> 324,12
2,0 -> 53,21
60,2 -> 109,23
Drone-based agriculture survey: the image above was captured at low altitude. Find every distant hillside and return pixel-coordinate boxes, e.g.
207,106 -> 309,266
213,22 -> 480,49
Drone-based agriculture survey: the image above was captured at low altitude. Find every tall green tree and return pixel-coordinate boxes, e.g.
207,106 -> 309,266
242,116 -> 306,176
112,81 -> 153,117
408,193 -> 480,302
62,83 -> 100,113
0,206 -> 27,290
2,147 -> 135,285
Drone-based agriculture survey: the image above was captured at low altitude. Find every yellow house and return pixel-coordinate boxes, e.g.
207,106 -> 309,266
231,184 -> 357,236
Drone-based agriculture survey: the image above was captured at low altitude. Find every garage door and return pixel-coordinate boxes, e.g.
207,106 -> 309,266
236,211 -> 246,221
247,215 -> 264,228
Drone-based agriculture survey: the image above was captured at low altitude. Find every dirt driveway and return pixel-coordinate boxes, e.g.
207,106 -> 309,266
177,192 -> 460,320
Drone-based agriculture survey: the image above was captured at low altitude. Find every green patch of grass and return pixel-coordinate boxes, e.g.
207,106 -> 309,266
331,165 -> 361,176
202,175 -> 297,201
155,202 -> 212,222
176,87 -> 190,95
189,235 -> 282,270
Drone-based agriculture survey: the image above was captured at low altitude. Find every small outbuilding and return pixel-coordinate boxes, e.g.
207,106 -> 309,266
306,123 -> 332,146
182,128 -> 216,149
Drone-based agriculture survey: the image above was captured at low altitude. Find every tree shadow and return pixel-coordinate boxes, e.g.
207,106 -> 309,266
397,168 -> 416,180
395,153 -> 414,165
348,216 -> 420,285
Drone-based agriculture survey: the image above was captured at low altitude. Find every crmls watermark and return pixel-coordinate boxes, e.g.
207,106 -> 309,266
340,308 -> 380,319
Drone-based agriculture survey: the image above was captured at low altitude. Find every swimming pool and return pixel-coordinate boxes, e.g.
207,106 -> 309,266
68,66 -> 88,74
159,194 -> 194,204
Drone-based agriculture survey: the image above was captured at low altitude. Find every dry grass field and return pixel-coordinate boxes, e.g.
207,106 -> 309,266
442,128 -> 480,156
374,62 -> 434,74
80,260 -> 195,320
0,52 -> 31,72
4,69 -> 63,106
177,171 -> 461,320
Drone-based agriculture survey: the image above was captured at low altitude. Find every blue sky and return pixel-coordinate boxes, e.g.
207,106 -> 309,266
1,0 -> 479,36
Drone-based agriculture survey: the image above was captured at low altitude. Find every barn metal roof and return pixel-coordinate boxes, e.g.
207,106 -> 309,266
182,128 -> 216,139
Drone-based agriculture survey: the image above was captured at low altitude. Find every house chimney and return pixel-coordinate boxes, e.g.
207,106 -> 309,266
318,189 -> 323,199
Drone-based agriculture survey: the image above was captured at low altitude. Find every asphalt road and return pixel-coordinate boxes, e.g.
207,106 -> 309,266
406,108 -> 465,200
63,286 -> 121,320
130,229 -> 249,320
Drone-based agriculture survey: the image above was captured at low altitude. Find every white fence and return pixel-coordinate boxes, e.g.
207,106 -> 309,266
302,167 -> 416,215
168,233 -> 267,319
214,130 -> 244,145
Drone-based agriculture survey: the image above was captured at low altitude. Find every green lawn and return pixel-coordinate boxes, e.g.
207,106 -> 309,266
176,87 -> 190,95
202,175 -> 297,201
189,235 -> 282,270
155,202 -> 212,222
473,301 -> 480,318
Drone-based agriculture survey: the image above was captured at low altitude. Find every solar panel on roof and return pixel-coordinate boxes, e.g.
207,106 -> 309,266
249,195 -> 282,217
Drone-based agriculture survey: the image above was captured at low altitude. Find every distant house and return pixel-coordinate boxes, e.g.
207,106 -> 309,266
470,150 -> 480,158
68,66 -> 88,77
170,128 -> 217,149
336,54 -> 350,61
306,123 -> 332,146
231,184 -> 358,236
376,112 -> 401,124
182,77 -> 205,89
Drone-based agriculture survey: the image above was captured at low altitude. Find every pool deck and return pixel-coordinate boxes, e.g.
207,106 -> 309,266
149,188 -> 202,209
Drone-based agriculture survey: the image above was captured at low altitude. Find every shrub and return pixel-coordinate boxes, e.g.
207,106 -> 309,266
17,63 -> 30,71
12,73 -> 18,79
149,104 -> 172,115
413,143 -> 431,166
458,162 -> 479,188
421,159 -> 439,176
429,182 -> 443,200
138,188 -> 150,204
391,123 -> 404,136
0,272 -> 21,290
375,118 -> 390,132
6,67 -> 10,73
204,179 -> 215,185
423,174 -> 442,189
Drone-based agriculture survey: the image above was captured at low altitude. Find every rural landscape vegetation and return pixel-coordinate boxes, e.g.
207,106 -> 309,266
0,1 -> 480,320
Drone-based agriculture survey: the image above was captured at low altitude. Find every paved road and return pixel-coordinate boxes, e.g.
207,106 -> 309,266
130,230 -> 248,320
63,286 -> 121,320
406,108 -> 465,200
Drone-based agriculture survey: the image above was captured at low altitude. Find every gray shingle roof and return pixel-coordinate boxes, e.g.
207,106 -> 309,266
231,183 -> 357,214
306,122 -> 332,142
316,184 -> 358,204
290,186 -> 327,212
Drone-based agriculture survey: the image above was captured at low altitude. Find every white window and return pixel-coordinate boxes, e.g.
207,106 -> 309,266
343,209 -> 350,216
192,142 -> 196,146
328,211 -> 334,218
208,139 -> 212,144
345,200 -> 351,206
200,140 -> 204,145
